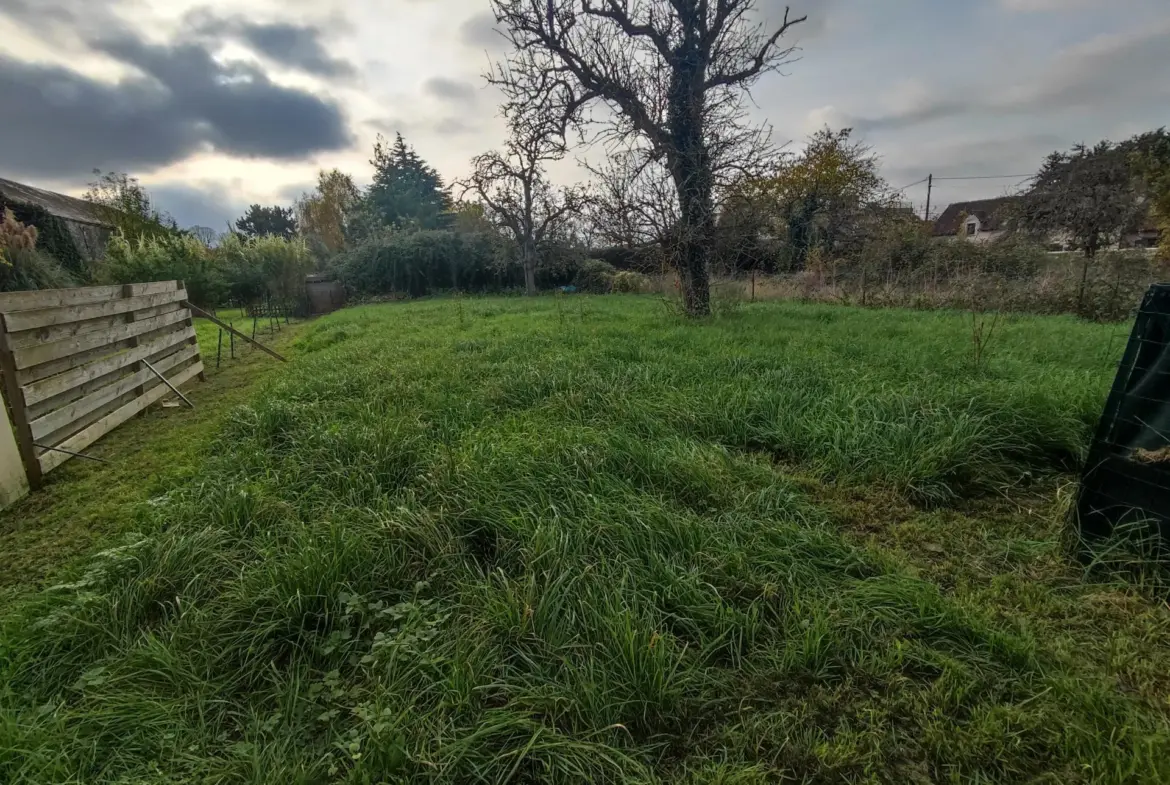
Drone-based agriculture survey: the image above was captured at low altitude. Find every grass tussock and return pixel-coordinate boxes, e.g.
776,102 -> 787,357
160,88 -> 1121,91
2,296 -> 1166,784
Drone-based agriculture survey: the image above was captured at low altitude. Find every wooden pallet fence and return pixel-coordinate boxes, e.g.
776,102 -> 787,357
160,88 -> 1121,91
0,281 -> 204,488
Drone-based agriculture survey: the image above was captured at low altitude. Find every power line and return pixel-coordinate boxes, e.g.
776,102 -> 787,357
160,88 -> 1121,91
892,176 -> 929,193
895,172 -> 1036,221
932,174 -> 1033,181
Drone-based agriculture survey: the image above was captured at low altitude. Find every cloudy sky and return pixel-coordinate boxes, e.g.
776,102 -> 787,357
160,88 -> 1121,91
1,0 -> 1168,229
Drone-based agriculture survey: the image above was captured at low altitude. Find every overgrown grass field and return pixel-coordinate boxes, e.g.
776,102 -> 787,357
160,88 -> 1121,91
3,296 -> 1168,783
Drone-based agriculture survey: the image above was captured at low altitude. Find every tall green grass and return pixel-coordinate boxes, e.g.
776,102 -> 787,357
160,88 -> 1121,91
3,296 -> 1164,783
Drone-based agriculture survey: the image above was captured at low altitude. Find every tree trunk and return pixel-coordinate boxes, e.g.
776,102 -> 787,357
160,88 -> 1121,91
675,200 -> 712,316
1078,249 -> 1093,316
521,240 -> 537,296
667,35 -> 713,317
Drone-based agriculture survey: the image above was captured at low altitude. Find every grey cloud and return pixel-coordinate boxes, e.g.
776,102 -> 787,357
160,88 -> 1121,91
424,76 -> 478,103
883,132 -> 1067,185
95,34 -> 353,158
434,117 -> 479,136
459,11 -> 507,52
238,22 -> 355,78
184,10 -> 357,79
1,0 -> 89,23
1006,22 -> 1170,112
278,181 -> 317,204
369,116 -> 480,139
0,32 -> 353,180
851,100 -> 966,133
854,21 -> 1170,133
150,183 -> 244,230
0,0 -> 125,46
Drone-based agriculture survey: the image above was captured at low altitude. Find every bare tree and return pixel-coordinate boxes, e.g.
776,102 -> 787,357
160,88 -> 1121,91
586,149 -> 679,261
489,0 -> 805,315
458,124 -> 585,295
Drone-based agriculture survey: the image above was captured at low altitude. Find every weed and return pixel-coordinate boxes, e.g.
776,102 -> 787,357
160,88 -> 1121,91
970,308 -> 1001,372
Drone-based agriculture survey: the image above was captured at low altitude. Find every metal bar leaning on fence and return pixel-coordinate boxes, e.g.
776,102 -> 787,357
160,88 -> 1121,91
34,443 -> 110,464
183,303 -> 288,363
141,358 -> 195,408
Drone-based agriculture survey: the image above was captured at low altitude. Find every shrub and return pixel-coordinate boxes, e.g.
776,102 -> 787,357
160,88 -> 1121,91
0,248 -> 76,292
0,197 -> 88,276
101,233 -> 227,307
0,209 -> 76,291
611,270 -> 649,293
574,258 -> 616,293
217,234 -> 313,307
534,241 -> 588,289
337,230 -> 503,297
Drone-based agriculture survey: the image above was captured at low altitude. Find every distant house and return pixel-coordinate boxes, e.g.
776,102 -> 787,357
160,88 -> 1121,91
932,197 -> 1021,244
934,195 -> 1162,251
0,177 -> 115,265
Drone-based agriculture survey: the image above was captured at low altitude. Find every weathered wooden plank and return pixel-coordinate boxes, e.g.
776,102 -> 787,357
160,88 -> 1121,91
12,308 -> 190,371
0,285 -> 124,313
3,288 -> 187,333
125,282 -> 178,297
16,323 -> 193,387
177,281 -> 206,384
24,329 -> 192,415
38,361 -> 203,473
16,321 -> 192,385
37,389 -> 138,453
0,283 -> 175,313
5,301 -> 184,351
29,346 -> 199,440
34,359 -> 190,448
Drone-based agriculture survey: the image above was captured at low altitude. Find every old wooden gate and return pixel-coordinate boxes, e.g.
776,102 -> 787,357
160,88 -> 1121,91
0,281 -> 204,491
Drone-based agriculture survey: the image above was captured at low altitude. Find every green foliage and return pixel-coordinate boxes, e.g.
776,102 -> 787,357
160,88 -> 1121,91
1021,141 -> 1144,261
235,204 -> 298,240
100,233 -> 313,308
574,258 -> 617,293
102,233 -> 225,306
611,269 -> 649,293
85,170 -> 176,242
0,195 -> 87,276
337,230 -> 502,297
0,248 -> 76,292
366,133 -> 452,231
217,234 -> 314,305
296,170 -> 362,258
1130,128 -> 1170,261
744,127 -> 891,268
3,298 -> 1167,783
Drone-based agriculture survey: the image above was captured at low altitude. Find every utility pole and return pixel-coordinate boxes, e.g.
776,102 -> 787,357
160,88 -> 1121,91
923,173 -> 933,223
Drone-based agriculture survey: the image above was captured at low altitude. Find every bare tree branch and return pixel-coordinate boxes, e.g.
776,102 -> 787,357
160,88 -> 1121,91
582,0 -> 672,58
705,8 -> 806,88
456,119 -> 585,295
